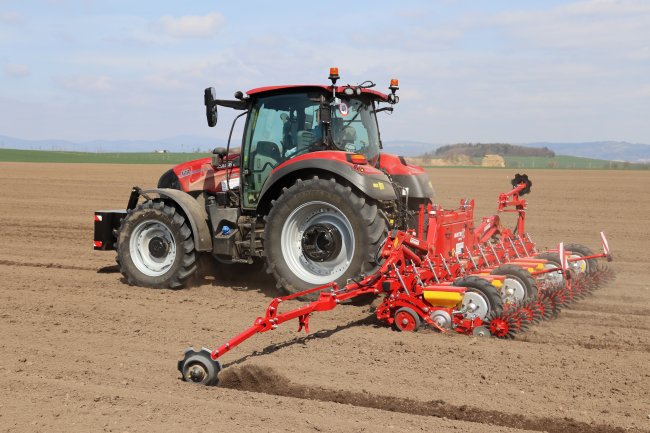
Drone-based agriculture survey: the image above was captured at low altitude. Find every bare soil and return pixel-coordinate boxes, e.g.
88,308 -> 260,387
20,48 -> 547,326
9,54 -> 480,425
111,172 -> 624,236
0,162 -> 648,433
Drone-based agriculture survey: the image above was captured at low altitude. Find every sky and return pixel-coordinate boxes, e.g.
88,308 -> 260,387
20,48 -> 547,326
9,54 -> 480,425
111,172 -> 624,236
0,0 -> 649,145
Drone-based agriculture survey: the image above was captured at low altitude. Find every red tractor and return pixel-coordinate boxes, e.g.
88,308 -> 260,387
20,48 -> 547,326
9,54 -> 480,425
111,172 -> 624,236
94,68 -> 435,296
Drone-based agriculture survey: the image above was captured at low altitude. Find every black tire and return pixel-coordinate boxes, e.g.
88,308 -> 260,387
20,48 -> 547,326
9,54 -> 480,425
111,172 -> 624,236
178,348 -> 221,386
453,276 -> 503,320
263,176 -> 388,299
565,243 -> 597,275
534,252 -> 565,287
116,200 -> 197,289
491,264 -> 538,302
535,252 -> 561,266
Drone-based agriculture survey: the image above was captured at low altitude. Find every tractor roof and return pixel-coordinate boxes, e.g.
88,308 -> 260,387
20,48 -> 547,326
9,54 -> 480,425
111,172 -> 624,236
246,85 -> 389,102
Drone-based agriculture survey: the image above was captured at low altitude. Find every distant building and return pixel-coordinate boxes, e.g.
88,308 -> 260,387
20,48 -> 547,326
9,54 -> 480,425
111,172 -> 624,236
154,149 -> 168,153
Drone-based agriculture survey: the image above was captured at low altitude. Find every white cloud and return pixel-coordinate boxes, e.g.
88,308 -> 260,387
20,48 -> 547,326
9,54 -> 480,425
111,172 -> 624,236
3,63 -> 30,78
0,11 -> 23,24
157,12 -> 224,39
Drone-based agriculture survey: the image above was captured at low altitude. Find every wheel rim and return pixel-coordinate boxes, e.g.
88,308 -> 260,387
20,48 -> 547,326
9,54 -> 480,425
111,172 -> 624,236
395,310 -> 418,331
541,263 -> 564,286
301,223 -> 343,262
185,363 -> 208,383
462,291 -> 490,320
281,201 -> 354,285
501,277 -> 526,304
129,220 -> 177,277
568,253 -> 587,274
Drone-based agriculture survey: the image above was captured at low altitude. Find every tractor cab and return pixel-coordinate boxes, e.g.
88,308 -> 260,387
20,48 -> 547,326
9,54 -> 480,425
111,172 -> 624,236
204,68 -> 401,208
240,87 -> 386,208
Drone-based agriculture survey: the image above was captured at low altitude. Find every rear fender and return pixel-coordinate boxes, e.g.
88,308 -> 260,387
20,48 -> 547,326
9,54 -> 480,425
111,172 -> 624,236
140,188 -> 212,252
256,151 -> 397,214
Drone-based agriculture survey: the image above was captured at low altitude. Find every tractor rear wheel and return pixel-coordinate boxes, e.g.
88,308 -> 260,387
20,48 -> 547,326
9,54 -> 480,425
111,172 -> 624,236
263,176 -> 387,299
116,200 -> 197,289
453,276 -> 503,321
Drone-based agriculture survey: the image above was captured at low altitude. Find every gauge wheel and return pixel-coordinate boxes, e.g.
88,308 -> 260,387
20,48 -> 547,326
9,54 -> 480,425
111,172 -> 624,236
491,264 -> 538,303
178,347 -> 221,386
565,243 -> 597,275
453,276 -> 503,321
534,252 -> 565,287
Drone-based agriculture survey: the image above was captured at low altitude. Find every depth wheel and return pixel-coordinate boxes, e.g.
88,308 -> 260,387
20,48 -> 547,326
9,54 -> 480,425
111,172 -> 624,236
263,176 -> 387,300
178,347 -> 221,386
565,243 -> 597,275
534,252 -> 565,287
117,200 -> 197,289
394,307 -> 421,332
491,264 -> 538,304
453,276 -> 503,321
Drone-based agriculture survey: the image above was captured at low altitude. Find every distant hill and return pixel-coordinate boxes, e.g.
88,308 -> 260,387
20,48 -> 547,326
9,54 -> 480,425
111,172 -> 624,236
521,141 -> 650,163
432,143 -> 554,158
0,134 -> 224,153
385,140 -> 650,162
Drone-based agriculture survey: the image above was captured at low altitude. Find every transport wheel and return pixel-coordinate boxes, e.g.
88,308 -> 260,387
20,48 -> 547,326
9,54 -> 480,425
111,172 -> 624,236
565,243 -> 597,275
453,276 -> 503,321
178,347 -> 221,386
491,264 -> 538,304
534,252 -> 565,287
263,176 -> 387,300
394,307 -> 421,332
116,200 -> 197,289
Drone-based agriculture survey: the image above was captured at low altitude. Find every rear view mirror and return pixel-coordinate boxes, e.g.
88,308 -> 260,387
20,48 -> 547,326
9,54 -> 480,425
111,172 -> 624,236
204,87 -> 218,127
319,104 -> 331,124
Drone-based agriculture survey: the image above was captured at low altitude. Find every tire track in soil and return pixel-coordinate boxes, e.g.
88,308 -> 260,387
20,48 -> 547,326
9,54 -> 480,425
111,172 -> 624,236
567,304 -> 650,317
0,259 -> 99,272
517,335 -> 650,353
218,365 -> 639,433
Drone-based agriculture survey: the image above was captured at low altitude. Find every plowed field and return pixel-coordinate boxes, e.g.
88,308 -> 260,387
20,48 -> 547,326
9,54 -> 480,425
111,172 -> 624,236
1,163 -> 648,433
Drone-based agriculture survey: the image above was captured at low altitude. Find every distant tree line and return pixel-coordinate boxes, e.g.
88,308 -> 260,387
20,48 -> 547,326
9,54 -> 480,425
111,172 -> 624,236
421,143 -> 555,160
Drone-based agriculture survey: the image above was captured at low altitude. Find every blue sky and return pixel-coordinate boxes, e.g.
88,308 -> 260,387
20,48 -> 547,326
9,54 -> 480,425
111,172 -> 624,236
1,0 -> 649,144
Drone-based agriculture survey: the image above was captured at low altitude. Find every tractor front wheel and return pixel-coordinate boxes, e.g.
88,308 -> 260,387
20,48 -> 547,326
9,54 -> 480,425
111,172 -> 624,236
263,176 -> 387,299
116,200 -> 197,289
